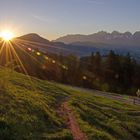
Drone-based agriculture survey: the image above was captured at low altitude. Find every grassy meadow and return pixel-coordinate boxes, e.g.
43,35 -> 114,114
0,68 -> 140,140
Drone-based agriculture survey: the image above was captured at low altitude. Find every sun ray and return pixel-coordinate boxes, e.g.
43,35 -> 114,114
14,38 -> 94,69
7,43 -> 14,68
8,42 -> 22,71
8,41 -> 37,91
8,41 -> 28,74
0,41 -> 6,65
16,38 -> 81,54
14,40 -> 65,67
13,40 -> 70,73
15,40 -> 53,58
13,41 -> 45,66
5,42 -> 10,64
0,41 -> 5,55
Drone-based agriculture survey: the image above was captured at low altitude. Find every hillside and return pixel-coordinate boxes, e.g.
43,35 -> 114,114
14,33 -> 140,61
1,68 -> 140,140
0,68 -> 72,140
18,33 -> 50,44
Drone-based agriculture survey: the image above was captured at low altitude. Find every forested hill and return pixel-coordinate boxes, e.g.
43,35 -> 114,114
8,40 -> 140,96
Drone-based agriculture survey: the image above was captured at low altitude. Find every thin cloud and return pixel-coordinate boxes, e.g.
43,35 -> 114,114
32,15 -> 56,24
87,0 -> 104,5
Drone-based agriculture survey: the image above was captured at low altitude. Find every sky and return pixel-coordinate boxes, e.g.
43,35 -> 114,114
0,0 -> 140,40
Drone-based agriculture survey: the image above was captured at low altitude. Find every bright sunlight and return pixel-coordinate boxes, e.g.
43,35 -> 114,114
0,31 -> 14,41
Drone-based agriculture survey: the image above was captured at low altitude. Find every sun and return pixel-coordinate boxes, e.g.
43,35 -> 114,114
0,31 -> 14,41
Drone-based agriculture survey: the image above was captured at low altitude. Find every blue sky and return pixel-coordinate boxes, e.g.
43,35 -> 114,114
0,0 -> 140,40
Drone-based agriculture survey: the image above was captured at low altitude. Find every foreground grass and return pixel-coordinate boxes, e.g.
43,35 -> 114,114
0,69 -> 72,140
0,68 -> 140,140
57,84 -> 140,140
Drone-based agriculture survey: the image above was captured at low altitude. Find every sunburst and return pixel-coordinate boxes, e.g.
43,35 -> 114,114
0,31 -> 14,41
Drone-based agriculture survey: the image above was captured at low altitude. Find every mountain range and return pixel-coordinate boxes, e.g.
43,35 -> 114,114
12,31 -> 140,61
54,31 -> 140,46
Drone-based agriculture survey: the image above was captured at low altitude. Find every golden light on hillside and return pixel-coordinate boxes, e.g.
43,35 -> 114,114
0,31 -> 14,41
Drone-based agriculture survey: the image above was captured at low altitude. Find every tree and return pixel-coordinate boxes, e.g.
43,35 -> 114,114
104,50 -> 121,91
90,52 -> 102,77
66,54 -> 81,85
121,53 -> 134,88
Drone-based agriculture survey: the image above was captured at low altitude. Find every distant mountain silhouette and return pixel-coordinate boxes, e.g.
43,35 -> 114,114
17,33 -> 76,55
15,32 -> 140,61
54,31 -> 140,46
18,33 -> 50,44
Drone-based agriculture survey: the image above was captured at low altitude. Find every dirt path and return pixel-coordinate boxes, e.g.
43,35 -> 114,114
58,100 -> 87,140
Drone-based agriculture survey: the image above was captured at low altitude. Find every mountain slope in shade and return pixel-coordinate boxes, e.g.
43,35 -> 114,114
17,33 -> 78,55
14,33 -> 140,61
18,33 -> 50,44
54,31 -> 140,46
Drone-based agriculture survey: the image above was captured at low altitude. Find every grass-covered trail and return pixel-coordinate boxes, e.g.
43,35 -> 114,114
58,98 -> 87,140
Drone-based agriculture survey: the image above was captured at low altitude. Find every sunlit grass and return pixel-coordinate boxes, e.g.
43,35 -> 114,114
0,68 -> 140,139
56,84 -> 140,140
0,68 -> 72,139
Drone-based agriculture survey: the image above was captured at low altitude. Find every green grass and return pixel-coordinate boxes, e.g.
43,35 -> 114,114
0,68 -> 140,140
57,84 -> 140,140
0,68 -> 72,140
